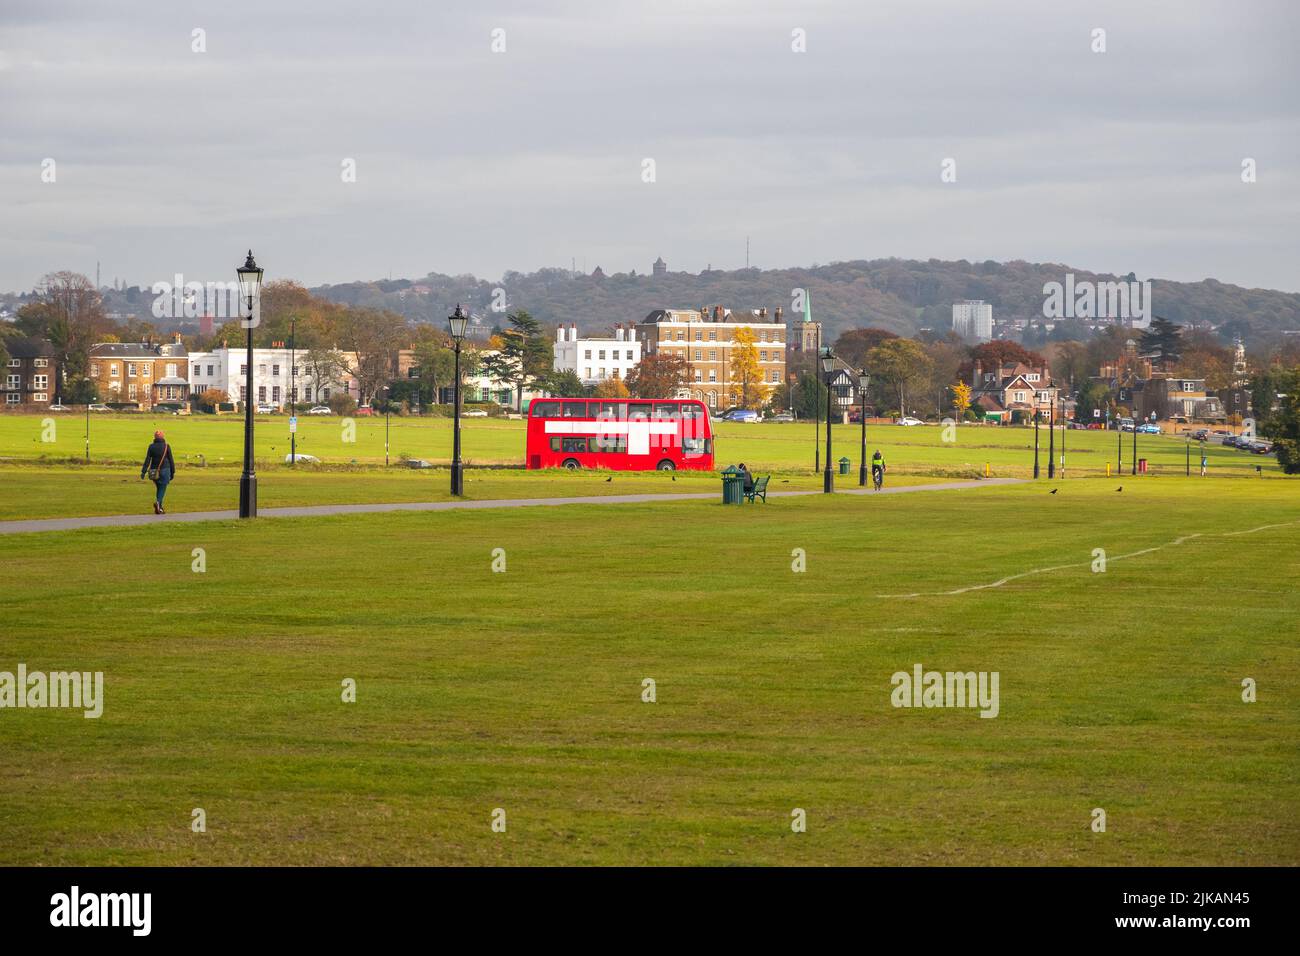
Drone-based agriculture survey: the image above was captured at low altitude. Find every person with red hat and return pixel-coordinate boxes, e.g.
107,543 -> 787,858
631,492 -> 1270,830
140,430 -> 177,514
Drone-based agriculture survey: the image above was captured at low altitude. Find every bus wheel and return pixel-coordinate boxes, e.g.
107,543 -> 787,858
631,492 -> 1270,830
562,458 -> 581,470
656,459 -> 676,471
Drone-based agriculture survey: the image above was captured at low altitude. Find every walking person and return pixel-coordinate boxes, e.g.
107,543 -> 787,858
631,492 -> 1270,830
140,430 -> 177,514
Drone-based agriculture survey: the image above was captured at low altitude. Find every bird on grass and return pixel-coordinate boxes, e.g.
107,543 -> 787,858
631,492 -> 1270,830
1050,488 -> 1058,494
605,476 -> 612,482
1116,486 -> 1123,492
670,475 -> 675,481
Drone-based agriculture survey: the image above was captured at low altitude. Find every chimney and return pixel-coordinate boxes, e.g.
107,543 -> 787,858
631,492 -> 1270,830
713,305 -> 723,322
557,326 -> 565,343
972,361 -> 982,390
775,306 -> 783,323
759,307 -> 767,318
570,323 -> 577,341
173,332 -> 182,344
615,324 -> 623,341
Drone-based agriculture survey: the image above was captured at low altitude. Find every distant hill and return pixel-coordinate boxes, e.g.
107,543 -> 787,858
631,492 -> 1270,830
312,259 -> 1300,345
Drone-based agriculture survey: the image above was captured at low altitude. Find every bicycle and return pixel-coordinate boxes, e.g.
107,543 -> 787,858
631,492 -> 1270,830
872,466 -> 884,491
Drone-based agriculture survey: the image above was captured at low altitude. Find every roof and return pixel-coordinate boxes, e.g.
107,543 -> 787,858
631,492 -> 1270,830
90,341 -> 188,358
4,337 -> 55,358
154,376 -> 187,385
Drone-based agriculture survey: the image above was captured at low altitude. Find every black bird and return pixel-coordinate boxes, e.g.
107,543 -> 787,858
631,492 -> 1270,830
1050,488 -> 1058,494
670,475 -> 675,481
605,476 -> 612,482
1116,486 -> 1123,492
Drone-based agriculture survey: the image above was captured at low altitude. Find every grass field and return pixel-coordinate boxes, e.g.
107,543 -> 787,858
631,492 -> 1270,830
0,411 -> 1283,478
1,478 -> 1297,865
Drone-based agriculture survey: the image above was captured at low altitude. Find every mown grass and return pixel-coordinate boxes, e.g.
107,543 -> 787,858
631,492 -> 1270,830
0,479 -> 1296,865
0,411 -> 1282,478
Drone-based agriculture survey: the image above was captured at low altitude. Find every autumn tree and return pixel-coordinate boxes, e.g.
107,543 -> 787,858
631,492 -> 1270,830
866,338 -> 934,416
834,327 -> 898,369
950,381 -> 972,420
593,377 -> 630,399
626,352 -> 687,399
16,271 -> 112,402
729,326 -> 769,408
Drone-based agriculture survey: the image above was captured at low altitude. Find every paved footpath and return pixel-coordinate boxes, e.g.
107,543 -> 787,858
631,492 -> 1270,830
0,477 -> 1024,535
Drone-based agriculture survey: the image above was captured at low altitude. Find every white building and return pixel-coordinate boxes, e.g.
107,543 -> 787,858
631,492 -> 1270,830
187,346 -> 356,409
553,323 -> 641,386
952,300 -> 994,343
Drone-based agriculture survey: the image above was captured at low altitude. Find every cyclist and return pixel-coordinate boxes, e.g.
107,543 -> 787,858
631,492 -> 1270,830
871,450 -> 886,490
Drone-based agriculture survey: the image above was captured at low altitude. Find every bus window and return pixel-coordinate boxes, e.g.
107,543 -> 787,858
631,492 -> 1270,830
680,403 -> 703,420
595,401 -> 627,419
593,435 -> 627,453
626,403 -> 650,421
682,437 -> 707,455
560,437 -> 590,453
652,402 -> 680,418
562,401 -> 588,418
532,400 -> 560,418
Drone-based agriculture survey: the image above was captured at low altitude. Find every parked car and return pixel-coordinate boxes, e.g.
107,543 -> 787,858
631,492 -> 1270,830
770,411 -> 795,423
722,409 -> 761,423
896,416 -> 924,426
285,453 -> 319,463
256,403 -> 276,414
307,405 -> 332,415
1189,429 -> 1210,442
1136,423 -> 1161,434
462,408 -> 489,418
47,403 -> 71,411
405,458 -> 434,469
88,403 -> 111,412
1223,435 -> 1241,448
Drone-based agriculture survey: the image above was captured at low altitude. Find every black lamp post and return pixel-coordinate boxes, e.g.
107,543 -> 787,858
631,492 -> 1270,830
1047,392 -> 1056,480
1060,392 -> 1067,478
1033,408 -> 1040,478
820,347 -> 835,493
813,325 -> 822,473
448,304 -> 468,496
857,369 -> 870,486
236,250 -> 263,518
1131,416 -> 1138,476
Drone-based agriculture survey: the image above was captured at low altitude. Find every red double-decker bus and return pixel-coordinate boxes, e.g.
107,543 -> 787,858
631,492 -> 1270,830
525,397 -> 715,471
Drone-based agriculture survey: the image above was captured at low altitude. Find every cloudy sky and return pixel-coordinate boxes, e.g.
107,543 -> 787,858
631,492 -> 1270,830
1,0 -> 1296,294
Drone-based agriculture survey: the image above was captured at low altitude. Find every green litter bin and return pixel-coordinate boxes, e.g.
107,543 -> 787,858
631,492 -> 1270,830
721,466 -> 745,505
838,456 -> 851,476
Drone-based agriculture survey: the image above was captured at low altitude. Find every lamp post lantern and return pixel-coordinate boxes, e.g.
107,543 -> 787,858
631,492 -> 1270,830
1047,393 -> 1056,480
820,347 -> 835,493
236,250 -> 263,518
857,369 -> 870,486
448,304 -> 468,496
289,317 -> 297,467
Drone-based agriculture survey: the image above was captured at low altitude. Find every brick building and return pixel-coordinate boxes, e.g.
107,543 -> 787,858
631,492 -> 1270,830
3,338 -> 59,407
88,335 -> 189,410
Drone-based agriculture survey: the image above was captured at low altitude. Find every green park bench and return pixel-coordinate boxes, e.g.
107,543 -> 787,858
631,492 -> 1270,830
744,475 -> 770,503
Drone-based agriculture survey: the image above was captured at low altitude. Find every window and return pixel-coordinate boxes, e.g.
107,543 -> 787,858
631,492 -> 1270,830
239,386 -> 247,400
674,331 -> 684,340
1027,373 -> 1039,381
141,365 -> 150,378
240,365 -> 248,376
594,401 -> 626,419
694,331 -> 702,341
165,363 -> 176,377
583,368 -> 591,379
707,391 -> 717,407
5,394 -> 18,404
709,350 -> 717,360
694,370 -> 702,382
652,402 -> 680,418
34,393 -> 48,402
304,386 -> 313,402
292,366 -> 299,376
91,364 -> 99,378
550,436 -> 591,453
34,358 -> 48,367
626,403 -> 650,420
593,435 -> 627,453
760,350 -> 768,362
110,364 -> 119,378
127,363 -> 137,376
694,350 -> 702,360
323,388 -> 331,400
626,350 -> 634,360
128,383 -> 137,399
33,375 -> 47,389
562,401 -> 588,418
681,404 -> 704,421
708,330 -> 717,341
682,437 -> 707,455
597,350 -> 605,360
193,364 -> 201,377
5,359 -> 17,367
532,400 -> 561,418
207,365 -> 214,376
272,386 -> 281,403
708,370 -> 717,382
584,350 -> 592,360
770,371 -> 779,383
272,365 -> 281,376
5,375 -> 18,388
